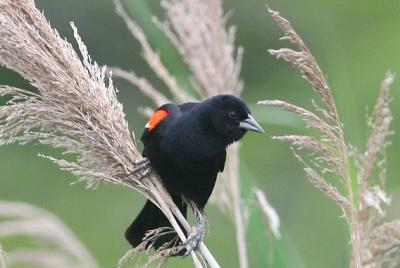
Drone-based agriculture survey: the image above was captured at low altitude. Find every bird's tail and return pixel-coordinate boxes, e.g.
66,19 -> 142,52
125,195 -> 187,254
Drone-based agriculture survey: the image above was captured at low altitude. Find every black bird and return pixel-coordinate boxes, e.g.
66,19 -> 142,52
125,94 -> 264,255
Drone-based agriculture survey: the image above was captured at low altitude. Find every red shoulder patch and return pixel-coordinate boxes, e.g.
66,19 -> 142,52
145,109 -> 169,131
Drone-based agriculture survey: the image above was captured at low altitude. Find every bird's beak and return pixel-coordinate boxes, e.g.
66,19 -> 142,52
239,114 -> 264,133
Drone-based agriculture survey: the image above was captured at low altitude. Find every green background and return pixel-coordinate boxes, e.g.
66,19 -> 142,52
1,0 -> 400,267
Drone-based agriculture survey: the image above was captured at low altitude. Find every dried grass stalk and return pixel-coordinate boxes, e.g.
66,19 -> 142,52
224,143 -> 248,268
112,67 -> 171,107
258,100 -> 339,146
7,250 -> 77,268
253,188 -> 281,239
262,7 -> 397,268
357,72 -> 396,267
0,201 -> 99,268
359,72 -> 394,204
261,9 -> 360,265
0,0 -> 139,186
365,220 -> 400,268
0,244 -> 7,268
154,0 -> 244,97
0,1 -> 216,267
113,0 -> 193,103
266,9 -> 339,124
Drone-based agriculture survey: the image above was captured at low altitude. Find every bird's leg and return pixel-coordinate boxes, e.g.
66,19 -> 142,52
183,207 -> 206,256
126,158 -> 152,180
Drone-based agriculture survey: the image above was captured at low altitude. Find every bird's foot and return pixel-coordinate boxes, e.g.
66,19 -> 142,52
183,224 -> 205,257
127,158 -> 152,180
182,208 -> 206,257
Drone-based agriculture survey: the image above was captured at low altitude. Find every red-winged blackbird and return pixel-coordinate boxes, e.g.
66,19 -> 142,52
125,94 -> 264,255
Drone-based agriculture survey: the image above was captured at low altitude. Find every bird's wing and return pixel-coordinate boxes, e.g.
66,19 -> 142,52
141,103 -> 184,155
178,102 -> 198,113
179,101 -> 227,172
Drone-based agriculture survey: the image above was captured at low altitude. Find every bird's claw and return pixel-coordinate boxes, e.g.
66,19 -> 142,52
183,208 -> 206,257
127,158 -> 152,180
183,225 -> 205,256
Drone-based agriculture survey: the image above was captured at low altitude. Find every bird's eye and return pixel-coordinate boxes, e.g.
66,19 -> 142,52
228,111 -> 238,120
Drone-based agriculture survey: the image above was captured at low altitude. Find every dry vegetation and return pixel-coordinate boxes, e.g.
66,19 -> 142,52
260,7 -> 398,268
0,201 -> 99,268
0,0 -> 397,267
0,0 -> 278,268
0,0 -> 215,267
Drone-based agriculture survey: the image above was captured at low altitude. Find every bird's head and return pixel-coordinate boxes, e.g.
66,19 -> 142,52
205,95 -> 264,143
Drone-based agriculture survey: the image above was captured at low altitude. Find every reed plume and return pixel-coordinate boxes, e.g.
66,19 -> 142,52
0,243 -> 7,268
0,201 -> 99,268
261,7 -> 398,268
0,0 -> 217,267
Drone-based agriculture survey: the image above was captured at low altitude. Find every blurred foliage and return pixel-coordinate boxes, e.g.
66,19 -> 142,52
0,0 -> 399,267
